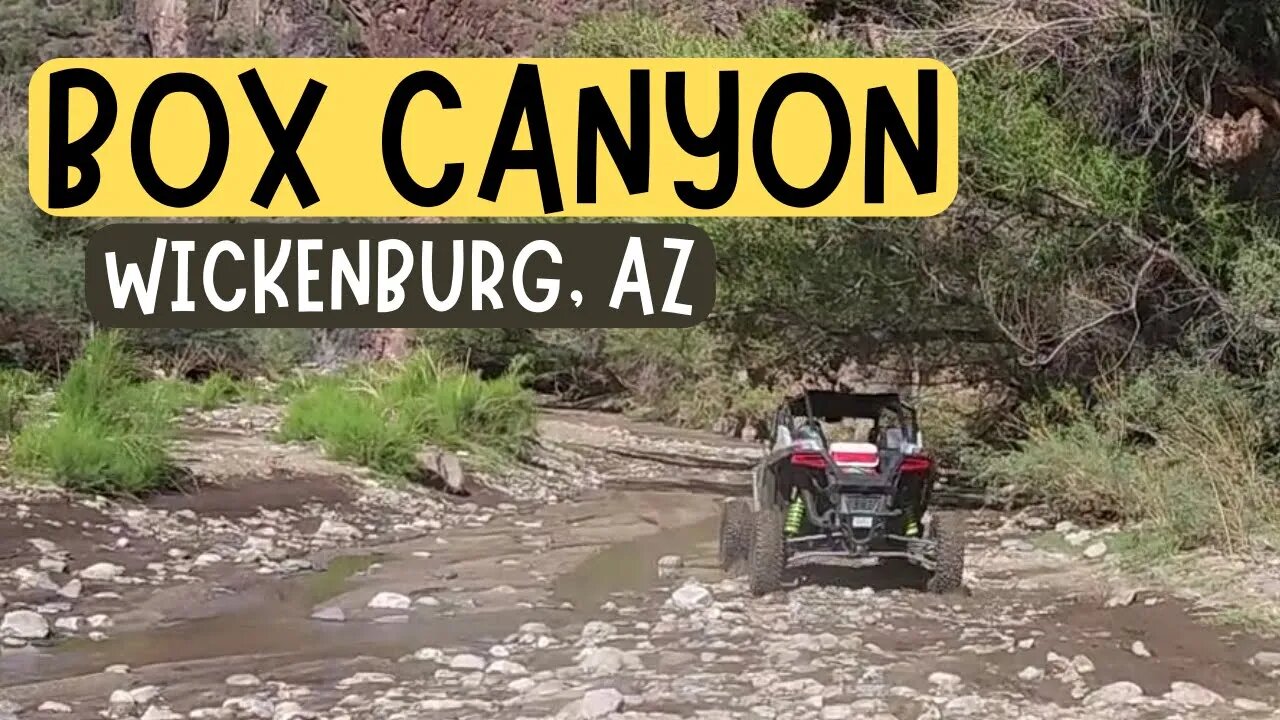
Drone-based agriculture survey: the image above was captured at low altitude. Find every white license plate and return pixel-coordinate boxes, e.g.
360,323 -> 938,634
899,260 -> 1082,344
850,516 -> 874,528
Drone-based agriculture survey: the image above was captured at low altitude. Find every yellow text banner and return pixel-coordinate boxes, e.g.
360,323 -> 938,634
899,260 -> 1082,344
29,58 -> 958,217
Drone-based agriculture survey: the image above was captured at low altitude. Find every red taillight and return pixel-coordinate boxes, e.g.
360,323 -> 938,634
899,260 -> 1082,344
791,451 -> 826,468
791,451 -> 879,468
791,452 -> 933,473
901,456 -> 932,473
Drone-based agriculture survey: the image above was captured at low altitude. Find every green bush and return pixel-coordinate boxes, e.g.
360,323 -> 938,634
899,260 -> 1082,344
10,332 -> 179,495
279,377 -> 421,475
600,327 -> 776,428
195,371 -> 246,409
279,350 -> 537,476
0,368 -> 39,436
978,362 -> 1280,556
10,411 -> 170,495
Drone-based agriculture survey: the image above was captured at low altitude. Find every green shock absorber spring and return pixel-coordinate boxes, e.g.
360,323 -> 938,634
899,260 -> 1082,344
903,507 -> 919,537
784,493 -> 805,536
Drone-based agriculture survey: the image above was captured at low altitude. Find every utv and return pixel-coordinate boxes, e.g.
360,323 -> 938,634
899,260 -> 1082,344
719,390 -> 964,596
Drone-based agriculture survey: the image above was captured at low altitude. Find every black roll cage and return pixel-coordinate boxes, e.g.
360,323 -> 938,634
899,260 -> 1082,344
772,390 -> 919,446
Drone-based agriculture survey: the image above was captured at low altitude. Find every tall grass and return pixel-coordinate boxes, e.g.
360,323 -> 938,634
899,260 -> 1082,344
279,350 -> 536,477
10,332 -> 178,495
0,368 -> 40,437
978,363 -> 1280,556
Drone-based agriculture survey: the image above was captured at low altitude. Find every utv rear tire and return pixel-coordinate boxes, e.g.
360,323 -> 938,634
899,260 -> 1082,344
718,498 -> 752,572
748,506 -> 786,596
925,512 -> 966,594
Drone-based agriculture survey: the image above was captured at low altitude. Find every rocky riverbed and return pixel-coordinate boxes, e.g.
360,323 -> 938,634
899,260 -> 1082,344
2,406 -> 1279,720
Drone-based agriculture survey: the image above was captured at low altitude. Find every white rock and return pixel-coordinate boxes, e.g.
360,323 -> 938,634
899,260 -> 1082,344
79,562 -> 126,581
449,653 -> 487,670
309,607 -> 344,622
28,538 -> 60,554
1,610 -> 50,639
273,701 -> 311,720
485,659 -> 528,675
335,672 -> 395,688
223,696 -> 274,719
927,671 -> 962,691
1105,587 -> 1138,607
194,553 -> 223,566
1071,654 -> 1095,673
579,620 -> 615,645
1017,666 -> 1043,681
226,673 -> 262,687
315,519 -> 359,539
1234,698 -> 1270,712
942,696 -> 985,716
129,686 -> 160,705
1131,641 -> 1151,657
1167,681 -> 1223,707
1063,529 -> 1089,545
573,688 -> 624,719
13,568 -> 58,591
580,646 -> 643,675
1251,651 -> 1280,668
669,583 -> 713,611
367,592 -> 411,610
108,689 -> 136,716
57,579 -> 82,599
413,647 -> 445,662
1082,542 -> 1108,559
140,705 -> 183,720
37,701 -> 71,713
508,677 -> 537,693
1084,681 -> 1144,706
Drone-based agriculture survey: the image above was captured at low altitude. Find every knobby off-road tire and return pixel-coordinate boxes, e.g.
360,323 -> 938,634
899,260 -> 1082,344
925,511 -> 966,594
748,506 -> 786,596
718,498 -> 753,573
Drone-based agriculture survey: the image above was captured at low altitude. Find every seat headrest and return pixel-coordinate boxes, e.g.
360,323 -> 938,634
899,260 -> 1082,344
883,427 -> 903,449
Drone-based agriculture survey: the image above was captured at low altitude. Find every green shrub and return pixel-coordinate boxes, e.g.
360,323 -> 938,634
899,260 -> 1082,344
278,351 -> 537,476
279,378 -> 420,475
10,412 -> 170,495
601,327 -> 776,429
10,332 -> 179,495
248,328 -> 313,377
0,368 -> 39,436
978,362 -> 1280,556
55,331 -> 140,418
196,371 -> 245,409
